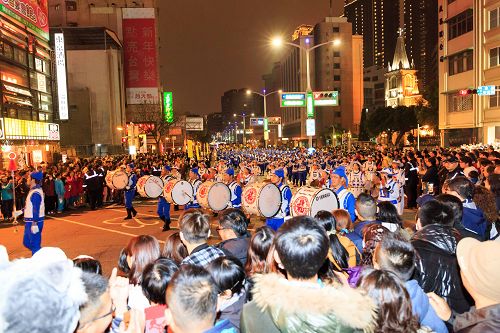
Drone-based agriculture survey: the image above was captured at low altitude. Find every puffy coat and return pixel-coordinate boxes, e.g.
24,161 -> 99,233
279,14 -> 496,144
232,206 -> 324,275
240,273 -> 376,333
412,224 -> 473,314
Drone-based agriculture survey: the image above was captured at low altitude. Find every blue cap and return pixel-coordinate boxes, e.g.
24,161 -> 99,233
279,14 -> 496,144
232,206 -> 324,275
127,163 -> 135,169
163,165 -> 171,171
274,168 -> 285,178
191,168 -> 199,176
331,167 -> 348,187
30,171 -> 43,181
225,168 -> 235,176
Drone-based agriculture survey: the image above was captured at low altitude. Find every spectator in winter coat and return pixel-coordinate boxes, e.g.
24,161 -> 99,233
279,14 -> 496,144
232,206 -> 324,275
374,233 -> 447,333
54,173 -> 65,213
412,200 -> 472,314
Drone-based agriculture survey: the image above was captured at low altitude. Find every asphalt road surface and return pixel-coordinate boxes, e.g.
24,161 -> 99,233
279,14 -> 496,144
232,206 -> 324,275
0,198 -> 417,275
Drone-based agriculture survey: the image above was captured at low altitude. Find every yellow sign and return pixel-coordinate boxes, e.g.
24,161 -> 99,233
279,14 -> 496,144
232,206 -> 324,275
3,118 -> 60,141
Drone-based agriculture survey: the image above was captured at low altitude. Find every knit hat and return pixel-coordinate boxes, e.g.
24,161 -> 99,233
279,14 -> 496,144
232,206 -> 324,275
191,168 -> 199,176
163,165 -> 171,171
331,167 -> 348,187
127,163 -> 135,169
457,238 -> 500,302
225,168 -> 235,176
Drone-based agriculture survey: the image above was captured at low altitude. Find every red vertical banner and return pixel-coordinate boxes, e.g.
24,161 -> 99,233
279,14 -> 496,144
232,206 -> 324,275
122,8 -> 159,104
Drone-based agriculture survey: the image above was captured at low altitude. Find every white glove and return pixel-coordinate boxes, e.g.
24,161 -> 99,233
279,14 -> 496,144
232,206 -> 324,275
31,224 -> 39,234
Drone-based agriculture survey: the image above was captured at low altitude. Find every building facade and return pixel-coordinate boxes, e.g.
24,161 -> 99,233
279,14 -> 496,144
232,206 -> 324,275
438,0 -> 500,145
49,0 -> 161,154
385,31 -> 422,107
363,65 -> 386,111
0,1 -> 61,167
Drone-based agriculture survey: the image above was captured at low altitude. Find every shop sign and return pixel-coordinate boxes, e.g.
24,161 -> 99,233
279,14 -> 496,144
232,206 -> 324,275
3,118 -> 60,141
0,0 -> 49,40
3,84 -> 32,96
36,72 -> 46,93
54,33 -> 69,120
122,8 -> 159,104
32,150 -> 43,163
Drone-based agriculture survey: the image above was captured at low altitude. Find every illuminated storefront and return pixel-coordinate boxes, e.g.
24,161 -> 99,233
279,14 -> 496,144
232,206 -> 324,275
0,0 -> 59,166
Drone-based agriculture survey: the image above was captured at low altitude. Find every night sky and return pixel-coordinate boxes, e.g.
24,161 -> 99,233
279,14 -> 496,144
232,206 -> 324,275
158,0 -> 342,116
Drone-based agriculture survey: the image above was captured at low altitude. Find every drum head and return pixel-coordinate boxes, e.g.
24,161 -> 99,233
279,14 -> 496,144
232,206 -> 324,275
309,188 -> 340,217
208,182 -> 231,211
258,183 -> 282,218
113,171 -> 128,190
172,181 -> 193,206
145,176 -> 164,198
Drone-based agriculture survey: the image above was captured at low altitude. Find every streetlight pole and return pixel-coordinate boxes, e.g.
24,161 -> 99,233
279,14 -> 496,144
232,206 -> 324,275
233,113 -> 254,145
246,89 -> 282,147
417,123 -> 420,151
272,38 -> 340,148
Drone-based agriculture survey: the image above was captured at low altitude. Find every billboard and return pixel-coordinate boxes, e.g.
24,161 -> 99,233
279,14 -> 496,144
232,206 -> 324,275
122,8 -> 159,104
185,117 -> 204,131
54,33 -> 69,120
0,0 -> 49,40
163,92 -> 173,123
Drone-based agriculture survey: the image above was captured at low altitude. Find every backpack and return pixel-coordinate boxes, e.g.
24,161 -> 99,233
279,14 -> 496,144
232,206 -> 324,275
337,234 -> 361,267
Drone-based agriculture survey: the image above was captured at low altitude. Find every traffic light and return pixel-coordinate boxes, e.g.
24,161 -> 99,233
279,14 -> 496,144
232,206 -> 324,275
313,91 -> 339,106
458,89 -> 477,96
121,137 -> 127,143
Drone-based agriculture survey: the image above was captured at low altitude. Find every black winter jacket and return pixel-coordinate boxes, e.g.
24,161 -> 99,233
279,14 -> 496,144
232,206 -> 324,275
412,224 -> 473,314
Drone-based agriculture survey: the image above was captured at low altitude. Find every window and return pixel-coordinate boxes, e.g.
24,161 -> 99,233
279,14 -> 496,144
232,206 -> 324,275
332,27 -> 340,33
335,111 -> 341,118
448,0 -> 456,3
334,75 -> 341,81
448,10 -> 473,40
333,51 -> 340,57
333,63 -> 340,69
389,76 -> 398,89
448,94 -> 473,112
490,47 -> 500,67
372,76 -> 378,81
448,50 -> 473,75
490,91 -> 500,108
490,8 -> 499,29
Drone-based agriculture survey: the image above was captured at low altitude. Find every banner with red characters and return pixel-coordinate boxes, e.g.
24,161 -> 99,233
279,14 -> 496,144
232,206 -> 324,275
0,0 -> 49,40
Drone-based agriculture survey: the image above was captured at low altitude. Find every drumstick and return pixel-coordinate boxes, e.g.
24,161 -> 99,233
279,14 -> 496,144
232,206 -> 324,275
182,190 -> 193,200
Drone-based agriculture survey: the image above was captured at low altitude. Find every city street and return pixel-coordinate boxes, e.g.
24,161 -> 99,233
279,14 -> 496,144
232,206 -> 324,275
0,197 -> 418,275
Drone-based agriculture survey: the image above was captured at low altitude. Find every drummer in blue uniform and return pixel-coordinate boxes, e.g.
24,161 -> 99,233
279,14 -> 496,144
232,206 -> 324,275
158,166 -> 172,231
378,168 -> 401,206
330,167 -> 356,222
23,171 -> 45,255
124,163 -> 138,220
186,167 -> 202,209
224,168 -> 242,208
266,168 -> 292,231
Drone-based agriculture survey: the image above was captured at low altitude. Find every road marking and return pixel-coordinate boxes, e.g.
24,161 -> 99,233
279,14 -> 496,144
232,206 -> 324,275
47,216 -> 165,244
107,209 -> 179,221
102,216 -> 160,229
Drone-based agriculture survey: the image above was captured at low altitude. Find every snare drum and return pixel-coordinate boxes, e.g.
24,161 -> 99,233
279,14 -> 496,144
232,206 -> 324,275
137,175 -> 164,198
290,186 -> 339,217
242,182 -> 281,218
197,181 -> 231,212
163,179 -> 194,206
105,170 -> 128,190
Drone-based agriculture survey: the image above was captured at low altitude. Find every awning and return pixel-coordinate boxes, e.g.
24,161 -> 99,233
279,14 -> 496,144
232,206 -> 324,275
3,84 -> 32,97
4,95 -> 32,106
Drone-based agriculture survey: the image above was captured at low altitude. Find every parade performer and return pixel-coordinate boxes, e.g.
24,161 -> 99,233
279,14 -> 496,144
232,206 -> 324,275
23,171 -> 45,255
330,167 -> 356,222
348,161 -> 366,198
158,166 -> 172,231
266,169 -> 292,231
185,168 -> 202,209
224,168 -> 242,208
378,168 -> 401,211
391,160 -> 406,215
124,163 -> 138,220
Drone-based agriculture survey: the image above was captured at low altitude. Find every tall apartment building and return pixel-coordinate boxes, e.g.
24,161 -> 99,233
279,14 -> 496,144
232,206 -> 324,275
263,18 -> 363,147
438,0 -> 500,145
344,0 -> 400,68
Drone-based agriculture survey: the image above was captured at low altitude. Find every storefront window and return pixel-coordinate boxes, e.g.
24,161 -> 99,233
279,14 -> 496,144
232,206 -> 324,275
38,112 -> 53,122
3,43 -> 14,60
38,93 -> 53,113
30,71 -> 51,93
13,47 -> 27,65
0,61 -> 29,87
17,109 -> 32,120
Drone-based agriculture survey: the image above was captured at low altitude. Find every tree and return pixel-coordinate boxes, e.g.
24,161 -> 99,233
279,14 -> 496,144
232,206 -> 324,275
417,83 -> 439,128
134,102 -> 175,153
366,105 -> 418,146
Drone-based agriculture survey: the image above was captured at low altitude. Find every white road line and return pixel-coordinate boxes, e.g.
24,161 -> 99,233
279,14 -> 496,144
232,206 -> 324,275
47,216 -> 165,244
108,209 -> 179,221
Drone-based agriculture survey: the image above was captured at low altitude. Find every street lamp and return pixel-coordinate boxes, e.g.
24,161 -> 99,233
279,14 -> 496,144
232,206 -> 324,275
234,113 -> 254,145
272,36 -> 341,147
246,89 -> 282,147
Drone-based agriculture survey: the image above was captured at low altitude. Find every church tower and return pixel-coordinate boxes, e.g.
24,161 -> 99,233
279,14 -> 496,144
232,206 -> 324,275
385,29 -> 423,107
